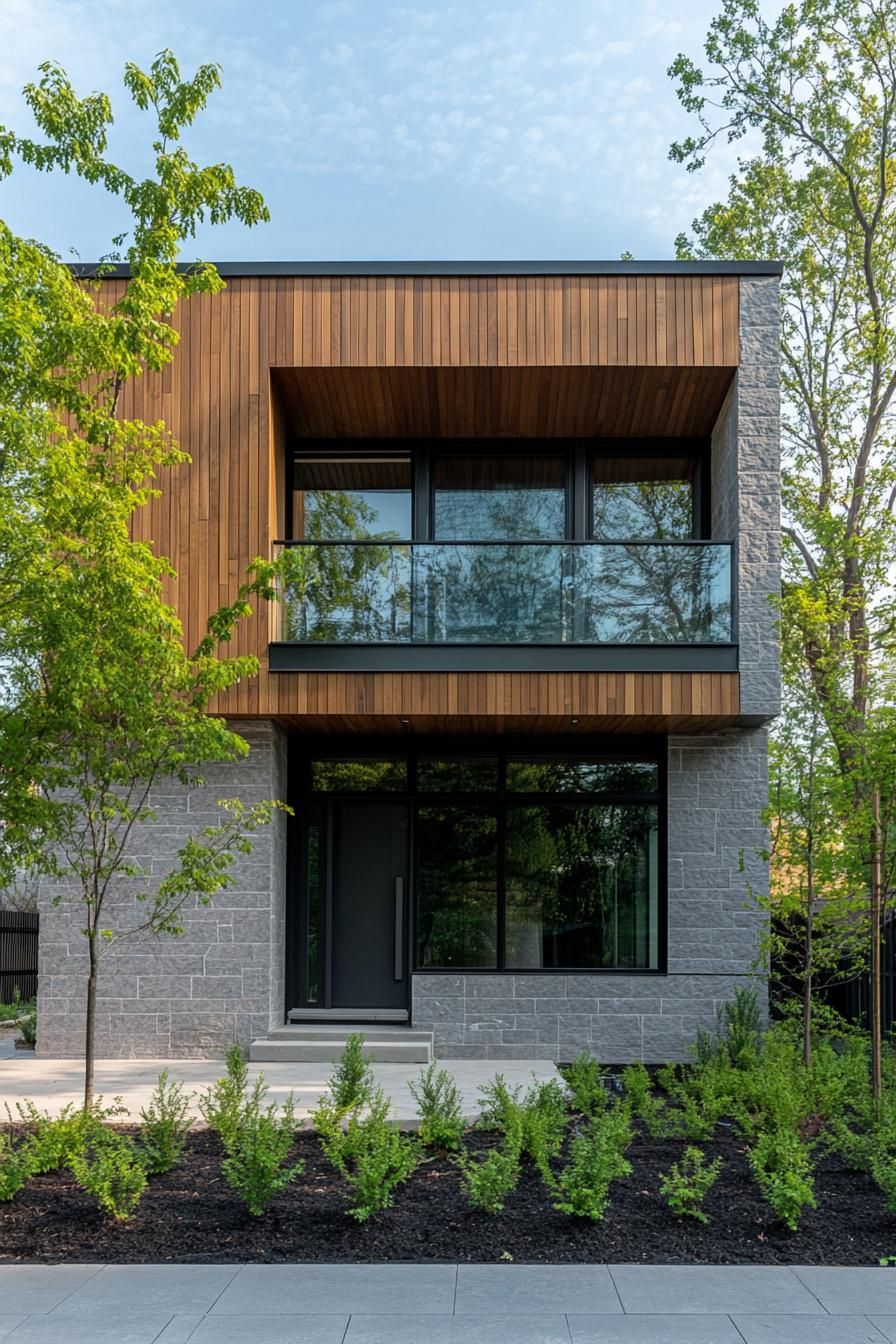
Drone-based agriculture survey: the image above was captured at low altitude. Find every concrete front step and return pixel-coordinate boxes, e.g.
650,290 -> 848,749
249,1028 -> 433,1064
267,1024 -> 433,1043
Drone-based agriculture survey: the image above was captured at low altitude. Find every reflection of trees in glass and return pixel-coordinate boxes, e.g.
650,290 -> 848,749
505,804 -> 657,970
416,807 -> 498,968
311,759 -> 407,792
417,758 -> 499,792
305,821 -> 321,1003
279,490 -> 410,642
418,544 -> 565,642
580,544 -> 731,643
593,480 -> 693,540
506,760 -> 659,794
434,487 -> 566,542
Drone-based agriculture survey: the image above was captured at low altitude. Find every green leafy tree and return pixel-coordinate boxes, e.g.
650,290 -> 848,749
670,0 -> 896,1084
0,53 -> 279,1106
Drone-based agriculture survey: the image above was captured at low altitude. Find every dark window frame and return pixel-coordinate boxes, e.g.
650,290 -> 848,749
286,734 -> 667,1007
287,438 -> 713,545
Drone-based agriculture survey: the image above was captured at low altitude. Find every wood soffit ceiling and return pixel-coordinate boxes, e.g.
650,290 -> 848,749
272,365 -> 736,441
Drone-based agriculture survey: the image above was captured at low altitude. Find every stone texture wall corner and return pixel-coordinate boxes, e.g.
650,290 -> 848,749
36,718 -> 288,1060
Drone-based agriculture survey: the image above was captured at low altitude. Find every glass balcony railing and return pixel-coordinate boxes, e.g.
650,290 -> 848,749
273,541 -> 733,646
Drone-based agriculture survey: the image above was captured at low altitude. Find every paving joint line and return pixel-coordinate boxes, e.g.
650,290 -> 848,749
44,1261 -> 107,1314
148,1311 -> 177,1344
789,1265 -> 832,1315
605,1263 -> 626,1314
204,1262 -> 244,1317
452,1262 -> 459,1316
728,1311 -> 750,1344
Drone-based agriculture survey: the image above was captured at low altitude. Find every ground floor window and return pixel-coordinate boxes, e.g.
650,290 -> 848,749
295,743 -> 663,992
416,793 -> 658,972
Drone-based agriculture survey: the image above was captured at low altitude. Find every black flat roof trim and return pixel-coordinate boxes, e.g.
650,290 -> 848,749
67,259 -> 783,279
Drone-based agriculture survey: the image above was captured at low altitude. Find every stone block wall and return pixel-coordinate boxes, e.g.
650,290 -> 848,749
712,277 -> 781,721
36,719 -> 288,1059
412,727 -> 769,1063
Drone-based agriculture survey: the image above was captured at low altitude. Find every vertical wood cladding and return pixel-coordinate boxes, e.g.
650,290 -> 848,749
103,273 -> 740,723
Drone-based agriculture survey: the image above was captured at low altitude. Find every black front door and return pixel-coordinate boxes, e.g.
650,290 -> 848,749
330,802 -> 408,1009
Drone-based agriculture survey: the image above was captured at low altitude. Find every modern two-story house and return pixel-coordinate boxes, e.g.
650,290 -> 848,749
37,261 -> 781,1065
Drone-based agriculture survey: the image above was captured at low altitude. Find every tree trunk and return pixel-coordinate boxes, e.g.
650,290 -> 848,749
871,786 -> 883,1105
84,940 -> 98,1111
804,852 -> 814,1068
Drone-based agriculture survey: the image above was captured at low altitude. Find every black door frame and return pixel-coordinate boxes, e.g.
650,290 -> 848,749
284,734 -> 667,1017
287,794 -> 412,1014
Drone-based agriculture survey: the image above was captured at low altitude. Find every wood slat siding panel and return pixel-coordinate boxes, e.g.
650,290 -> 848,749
108,273 -> 739,725
256,671 -> 739,727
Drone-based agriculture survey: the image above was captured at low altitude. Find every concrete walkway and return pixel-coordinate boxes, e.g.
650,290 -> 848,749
1,1264 -> 896,1342
0,1052 -> 559,1123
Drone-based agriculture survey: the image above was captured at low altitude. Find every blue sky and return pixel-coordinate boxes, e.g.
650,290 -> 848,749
0,0 -> 746,262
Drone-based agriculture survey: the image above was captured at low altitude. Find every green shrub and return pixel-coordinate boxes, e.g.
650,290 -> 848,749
18,1008 -> 36,1046
198,1045 -> 250,1150
551,1104 -> 633,1221
8,1098 -> 126,1174
222,1093 -> 303,1216
477,1074 -> 524,1133
718,986 -> 762,1069
0,1131 -> 33,1202
329,1032 -> 374,1114
520,1079 -> 569,1181
749,1128 -> 816,1231
824,1113 -> 872,1171
69,1127 -> 147,1221
0,988 -> 32,1023
409,1062 -> 465,1152
871,1146 -> 896,1213
317,1086 -> 419,1221
659,1146 -> 722,1223
458,1116 -> 523,1214
621,1062 -> 668,1136
565,1052 -> 607,1117
139,1071 -> 193,1175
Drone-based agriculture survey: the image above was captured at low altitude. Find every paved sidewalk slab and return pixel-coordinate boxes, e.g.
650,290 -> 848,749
0,1056 -> 559,1124
0,1311 -> 177,1344
608,1266 -> 826,1315
733,1315 -> 889,1342
794,1268 -> 896,1314
210,1263 -> 457,1315
152,1318 -> 205,1344
456,1265 -> 621,1314
567,1316 -> 743,1342
2,1265 -> 896,1343
189,1315 -> 349,1342
0,1267 -> 102,1315
345,1318 -> 574,1343
61,1264 -> 239,1314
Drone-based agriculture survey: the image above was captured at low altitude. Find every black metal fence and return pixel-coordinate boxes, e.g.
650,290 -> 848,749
0,911 -> 39,1003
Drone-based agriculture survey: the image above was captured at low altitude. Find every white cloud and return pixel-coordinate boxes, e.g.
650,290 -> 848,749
0,0 -> 743,257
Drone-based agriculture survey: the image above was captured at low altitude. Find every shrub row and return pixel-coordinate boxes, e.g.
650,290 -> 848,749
2,999 -> 892,1231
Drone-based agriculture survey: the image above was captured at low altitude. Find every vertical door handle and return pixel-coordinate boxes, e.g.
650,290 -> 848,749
394,877 -> 404,981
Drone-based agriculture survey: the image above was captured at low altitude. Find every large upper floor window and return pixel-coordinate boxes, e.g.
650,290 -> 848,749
592,456 -> 697,540
292,455 -> 412,540
289,441 -> 708,544
432,454 -> 567,540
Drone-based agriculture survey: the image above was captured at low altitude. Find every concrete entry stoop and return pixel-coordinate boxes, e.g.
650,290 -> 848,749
248,1023 -> 433,1064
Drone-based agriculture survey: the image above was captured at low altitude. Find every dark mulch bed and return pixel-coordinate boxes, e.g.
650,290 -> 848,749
0,1124 -> 893,1265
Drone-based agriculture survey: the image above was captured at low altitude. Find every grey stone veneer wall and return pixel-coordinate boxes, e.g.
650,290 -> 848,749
36,720 -> 287,1059
413,727 -> 769,1063
713,277 -> 781,721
